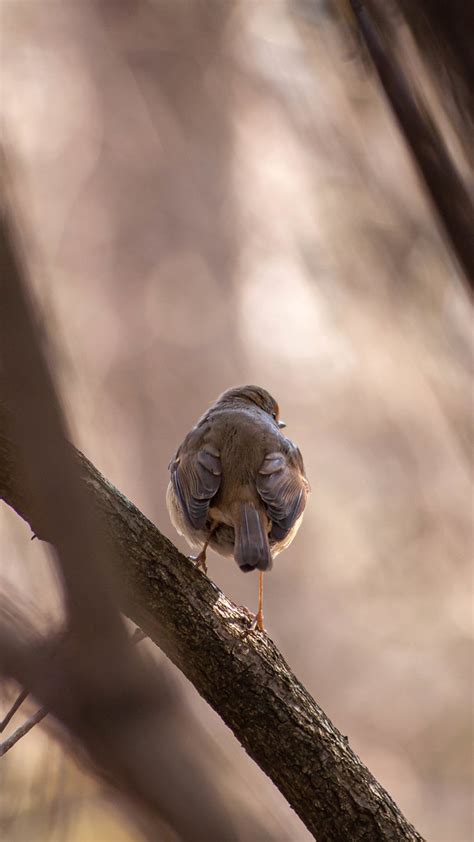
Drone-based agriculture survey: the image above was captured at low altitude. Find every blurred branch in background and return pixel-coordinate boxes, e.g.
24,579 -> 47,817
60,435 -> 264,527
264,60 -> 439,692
0,687 -> 28,734
347,0 -> 474,290
0,197 -> 238,841
0,627 -> 146,758
394,0 -> 474,132
0,704 -> 48,758
0,211 -> 424,841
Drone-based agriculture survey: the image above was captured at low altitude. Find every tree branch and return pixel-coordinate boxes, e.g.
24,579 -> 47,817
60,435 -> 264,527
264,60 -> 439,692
0,626 -> 147,753
0,405 -> 424,842
0,688 -> 28,732
0,706 -> 47,757
349,0 -> 474,292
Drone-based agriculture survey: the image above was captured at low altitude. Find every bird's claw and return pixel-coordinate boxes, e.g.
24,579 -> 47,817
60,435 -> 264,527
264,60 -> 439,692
130,626 -> 147,644
189,552 -> 208,574
238,605 -> 266,635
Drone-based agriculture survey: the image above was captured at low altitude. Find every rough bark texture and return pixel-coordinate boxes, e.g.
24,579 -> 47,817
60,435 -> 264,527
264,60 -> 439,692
0,407 -> 424,842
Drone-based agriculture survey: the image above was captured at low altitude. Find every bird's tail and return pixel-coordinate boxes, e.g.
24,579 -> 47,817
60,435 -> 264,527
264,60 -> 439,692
233,503 -> 272,572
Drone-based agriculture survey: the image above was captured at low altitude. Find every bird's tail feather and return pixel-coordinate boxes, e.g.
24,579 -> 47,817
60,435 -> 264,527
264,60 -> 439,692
233,503 -> 272,572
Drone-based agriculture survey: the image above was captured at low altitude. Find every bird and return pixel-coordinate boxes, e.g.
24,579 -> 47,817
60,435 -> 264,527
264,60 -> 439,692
166,385 -> 310,631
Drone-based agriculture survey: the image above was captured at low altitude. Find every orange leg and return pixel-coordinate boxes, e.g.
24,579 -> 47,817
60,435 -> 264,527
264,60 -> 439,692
189,525 -> 217,575
255,570 -> 264,631
241,571 -> 265,633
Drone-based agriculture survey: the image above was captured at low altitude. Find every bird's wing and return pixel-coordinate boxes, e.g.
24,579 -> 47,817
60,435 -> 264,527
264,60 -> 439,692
169,437 -> 221,531
256,443 -> 309,541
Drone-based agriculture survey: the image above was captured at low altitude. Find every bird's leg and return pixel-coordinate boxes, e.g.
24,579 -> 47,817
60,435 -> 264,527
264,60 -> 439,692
189,524 -> 217,575
255,570 -> 265,631
190,549 -> 207,574
240,571 -> 266,633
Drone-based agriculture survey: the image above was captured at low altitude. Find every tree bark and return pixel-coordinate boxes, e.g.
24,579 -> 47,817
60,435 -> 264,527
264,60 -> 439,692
0,407 -> 424,842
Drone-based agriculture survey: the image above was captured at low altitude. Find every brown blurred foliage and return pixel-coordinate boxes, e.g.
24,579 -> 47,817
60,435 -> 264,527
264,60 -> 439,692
1,2 -> 472,841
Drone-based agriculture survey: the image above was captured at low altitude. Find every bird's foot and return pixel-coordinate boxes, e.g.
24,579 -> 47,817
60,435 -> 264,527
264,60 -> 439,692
239,605 -> 266,634
189,551 -> 208,575
130,626 -> 147,644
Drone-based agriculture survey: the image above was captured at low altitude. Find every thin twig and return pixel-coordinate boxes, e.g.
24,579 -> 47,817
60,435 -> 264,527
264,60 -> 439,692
0,687 -> 28,732
0,707 -> 48,757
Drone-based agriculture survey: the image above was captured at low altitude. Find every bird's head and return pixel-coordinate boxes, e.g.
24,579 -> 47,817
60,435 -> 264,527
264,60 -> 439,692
215,385 -> 286,428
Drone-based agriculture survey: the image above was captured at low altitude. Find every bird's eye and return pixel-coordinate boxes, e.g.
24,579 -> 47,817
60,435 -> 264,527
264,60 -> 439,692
271,411 -> 277,420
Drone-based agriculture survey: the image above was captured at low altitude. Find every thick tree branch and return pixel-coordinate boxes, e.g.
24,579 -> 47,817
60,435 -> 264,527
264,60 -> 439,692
0,406 -> 424,842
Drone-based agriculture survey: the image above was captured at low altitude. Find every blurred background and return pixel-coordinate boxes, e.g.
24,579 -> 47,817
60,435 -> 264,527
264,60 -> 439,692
1,1 -> 472,840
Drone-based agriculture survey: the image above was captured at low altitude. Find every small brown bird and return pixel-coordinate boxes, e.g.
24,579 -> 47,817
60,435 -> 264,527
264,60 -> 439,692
166,385 -> 309,631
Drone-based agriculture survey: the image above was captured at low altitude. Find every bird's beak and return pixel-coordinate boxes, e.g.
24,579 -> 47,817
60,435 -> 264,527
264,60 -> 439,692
278,420 -> 286,429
